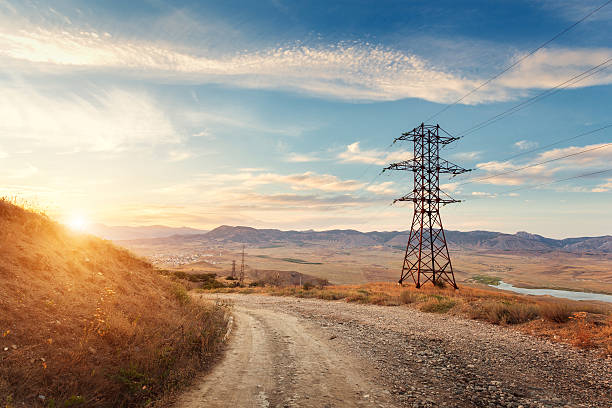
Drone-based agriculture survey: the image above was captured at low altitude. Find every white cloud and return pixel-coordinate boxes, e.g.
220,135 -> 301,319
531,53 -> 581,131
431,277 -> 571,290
2,24 -> 610,103
253,171 -> 363,192
0,84 -> 179,152
285,152 -> 322,163
534,143 -> 611,166
365,181 -> 396,195
440,182 -> 460,193
338,142 -> 411,165
514,140 -> 538,150
592,178 -> 612,193
471,191 -> 496,198
167,150 -> 194,162
498,48 -> 612,90
473,143 -> 611,186
451,151 -> 481,161
192,129 -> 214,139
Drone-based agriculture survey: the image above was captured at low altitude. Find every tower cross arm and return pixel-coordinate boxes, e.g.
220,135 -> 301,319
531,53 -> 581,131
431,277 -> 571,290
438,158 -> 471,175
382,159 -> 418,172
392,193 -> 416,204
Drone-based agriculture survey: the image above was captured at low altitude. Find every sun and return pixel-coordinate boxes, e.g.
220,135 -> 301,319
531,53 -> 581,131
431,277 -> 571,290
67,214 -> 88,231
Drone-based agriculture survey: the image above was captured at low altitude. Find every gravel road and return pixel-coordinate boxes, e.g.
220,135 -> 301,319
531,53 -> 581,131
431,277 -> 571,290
175,294 -> 612,408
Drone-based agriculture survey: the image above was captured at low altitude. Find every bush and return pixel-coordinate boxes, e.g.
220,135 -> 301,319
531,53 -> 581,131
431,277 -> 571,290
302,282 -> 314,290
480,301 -> 538,325
539,302 -> 572,323
399,290 -> 418,304
172,283 -> 191,305
420,298 -> 456,314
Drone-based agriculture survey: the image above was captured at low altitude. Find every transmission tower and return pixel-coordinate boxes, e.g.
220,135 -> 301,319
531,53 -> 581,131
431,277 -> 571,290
239,245 -> 245,286
384,123 -> 470,289
231,260 -> 236,279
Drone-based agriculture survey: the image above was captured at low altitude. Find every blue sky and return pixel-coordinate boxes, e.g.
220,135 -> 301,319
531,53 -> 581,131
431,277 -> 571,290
0,0 -> 610,237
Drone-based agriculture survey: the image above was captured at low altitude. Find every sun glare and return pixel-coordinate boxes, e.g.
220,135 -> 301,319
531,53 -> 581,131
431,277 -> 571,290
67,214 -> 88,231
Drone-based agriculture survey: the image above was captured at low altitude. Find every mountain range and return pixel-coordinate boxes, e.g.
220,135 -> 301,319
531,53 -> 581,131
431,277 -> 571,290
115,225 -> 612,254
89,224 -> 207,241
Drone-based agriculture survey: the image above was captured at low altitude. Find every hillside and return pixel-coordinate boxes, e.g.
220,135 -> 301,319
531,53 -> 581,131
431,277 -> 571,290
0,200 -> 228,407
122,225 -> 612,254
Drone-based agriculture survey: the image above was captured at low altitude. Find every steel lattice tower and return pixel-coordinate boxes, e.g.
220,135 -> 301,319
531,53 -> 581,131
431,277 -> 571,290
384,123 -> 470,289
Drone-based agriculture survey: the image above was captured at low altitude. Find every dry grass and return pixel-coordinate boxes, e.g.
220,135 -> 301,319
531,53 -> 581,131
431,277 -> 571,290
206,280 -> 612,355
539,302 -> 573,323
0,199 -> 230,407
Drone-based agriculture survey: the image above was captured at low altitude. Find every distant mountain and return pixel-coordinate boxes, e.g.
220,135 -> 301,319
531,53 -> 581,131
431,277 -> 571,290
116,225 -> 612,254
89,224 -> 208,241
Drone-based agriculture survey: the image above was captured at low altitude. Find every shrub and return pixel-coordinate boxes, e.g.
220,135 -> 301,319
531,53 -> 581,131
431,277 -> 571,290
172,283 -> 191,305
481,301 -> 538,325
302,282 -> 314,290
539,302 -> 572,323
420,298 -> 456,314
399,290 -> 418,304
346,293 -> 370,303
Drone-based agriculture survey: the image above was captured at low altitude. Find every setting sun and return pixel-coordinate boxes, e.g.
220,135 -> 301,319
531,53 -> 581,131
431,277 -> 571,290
66,214 -> 88,231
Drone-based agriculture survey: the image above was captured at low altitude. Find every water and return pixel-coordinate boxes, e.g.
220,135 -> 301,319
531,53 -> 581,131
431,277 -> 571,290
491,281 -> 612,303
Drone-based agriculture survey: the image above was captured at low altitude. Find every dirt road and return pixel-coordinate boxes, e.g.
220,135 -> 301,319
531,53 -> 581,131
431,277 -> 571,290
175,294 -> 612,408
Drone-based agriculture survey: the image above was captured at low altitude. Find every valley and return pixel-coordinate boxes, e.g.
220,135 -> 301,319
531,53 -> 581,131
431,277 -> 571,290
120,226 -> 612,295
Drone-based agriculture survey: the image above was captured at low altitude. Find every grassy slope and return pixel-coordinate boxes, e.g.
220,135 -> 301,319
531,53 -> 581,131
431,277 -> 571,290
0,200 -> 229,407
208,282 -> 612,355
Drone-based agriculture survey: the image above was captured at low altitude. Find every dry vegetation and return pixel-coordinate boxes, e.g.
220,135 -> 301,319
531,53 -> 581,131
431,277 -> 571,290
0,199 -> 230,407
207,281 -> 612,355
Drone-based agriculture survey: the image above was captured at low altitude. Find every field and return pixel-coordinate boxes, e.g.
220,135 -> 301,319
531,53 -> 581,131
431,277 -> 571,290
125,238 -> 612,295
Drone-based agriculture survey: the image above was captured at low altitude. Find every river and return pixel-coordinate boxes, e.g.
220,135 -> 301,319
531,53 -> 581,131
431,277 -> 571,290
491,281 -> 612,303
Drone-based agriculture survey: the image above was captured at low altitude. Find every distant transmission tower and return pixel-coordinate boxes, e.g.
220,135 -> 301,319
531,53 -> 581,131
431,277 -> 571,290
239,245 -> 245,286
384,123 -> 470,289
231,260 -> 236,279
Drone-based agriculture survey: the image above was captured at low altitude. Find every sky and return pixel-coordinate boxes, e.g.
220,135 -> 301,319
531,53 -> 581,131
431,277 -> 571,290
0,0 -> 611,238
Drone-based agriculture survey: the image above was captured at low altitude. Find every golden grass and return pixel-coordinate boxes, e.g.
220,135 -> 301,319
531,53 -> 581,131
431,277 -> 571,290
206,281 -> 612,355
0,199 -> 230,407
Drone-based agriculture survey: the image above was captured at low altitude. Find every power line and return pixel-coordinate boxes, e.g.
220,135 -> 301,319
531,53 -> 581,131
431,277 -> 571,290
424,0 -> 612,122
456,57 -> 612,138
503,168 -> 611,194
474,124 -> 612,171
457,143 -> 611,186
460,168 -> 612,201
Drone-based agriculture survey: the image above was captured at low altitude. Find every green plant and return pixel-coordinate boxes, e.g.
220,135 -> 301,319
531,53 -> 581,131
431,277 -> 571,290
472,275 -> 502,286
420,298 -> 456,314
63,395 -> 85,406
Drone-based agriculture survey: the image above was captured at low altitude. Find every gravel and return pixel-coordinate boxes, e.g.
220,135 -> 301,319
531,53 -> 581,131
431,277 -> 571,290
209,294 -> 612,408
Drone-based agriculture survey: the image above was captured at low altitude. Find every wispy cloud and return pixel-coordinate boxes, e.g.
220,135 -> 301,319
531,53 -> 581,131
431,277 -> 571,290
285,152 -> 322,163
338,142 -> 411,165
167,150 -> 194,162
592,178 -> 612,193
514,140 -> 538,150
472,191 -> 496,198
2,21 -> 611,103
0,84 -> 180,152
473,142 -> 611,185
253,171 -> 364,192
451,151 -> 481,161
